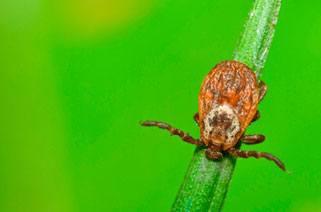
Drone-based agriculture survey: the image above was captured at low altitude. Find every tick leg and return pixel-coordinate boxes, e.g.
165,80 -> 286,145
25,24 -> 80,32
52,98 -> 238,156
240,134 -> 265,145
251,110 -> 261,123
140,121 -> 204,146
228,148 -> 285,171
193,113 -> 199,126
258,81 -> 268,103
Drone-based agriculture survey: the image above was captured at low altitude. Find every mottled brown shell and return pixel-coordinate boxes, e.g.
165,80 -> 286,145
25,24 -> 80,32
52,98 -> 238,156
198,60 -> 259,150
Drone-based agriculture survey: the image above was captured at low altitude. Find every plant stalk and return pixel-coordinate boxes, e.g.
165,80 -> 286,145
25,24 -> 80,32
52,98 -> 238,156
171,0 -> 281,211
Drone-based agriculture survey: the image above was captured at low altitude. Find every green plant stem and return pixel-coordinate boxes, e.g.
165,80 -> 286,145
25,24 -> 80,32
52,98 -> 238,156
171,0 -> 281,211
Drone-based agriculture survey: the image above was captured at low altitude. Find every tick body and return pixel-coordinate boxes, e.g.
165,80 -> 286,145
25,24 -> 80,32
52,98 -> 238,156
141,60 -> 285,171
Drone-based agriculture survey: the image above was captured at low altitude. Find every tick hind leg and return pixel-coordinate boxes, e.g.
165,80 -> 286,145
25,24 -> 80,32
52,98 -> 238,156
251,80 -> 267,123
228,148 -> 285,171
193,113 -> 199,126
258,81 -> 268,103
140,121 -> 204,146
251,110 -> 261,123
240,134 -> 265,145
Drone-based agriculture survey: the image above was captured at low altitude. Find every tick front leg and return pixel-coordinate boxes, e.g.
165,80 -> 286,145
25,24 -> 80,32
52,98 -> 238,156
258,81 -> 268,103
228,148 -> 285,171
193,113 -> 199,126
240,134 -> 265,145
251,110 -> 261,123
140,121 -> 204,146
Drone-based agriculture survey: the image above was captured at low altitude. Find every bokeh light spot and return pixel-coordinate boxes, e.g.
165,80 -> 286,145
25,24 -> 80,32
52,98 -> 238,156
55,0 -> 158,39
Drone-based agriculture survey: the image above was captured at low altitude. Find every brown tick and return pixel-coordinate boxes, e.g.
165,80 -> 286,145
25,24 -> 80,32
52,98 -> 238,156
141,60 -> 285,171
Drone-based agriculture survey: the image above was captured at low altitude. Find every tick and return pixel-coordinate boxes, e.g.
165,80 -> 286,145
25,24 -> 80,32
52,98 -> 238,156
141,60 -> 285,171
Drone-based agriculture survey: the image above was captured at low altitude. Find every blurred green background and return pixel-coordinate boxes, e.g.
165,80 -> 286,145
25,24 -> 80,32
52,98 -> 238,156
1,0 -> 321,211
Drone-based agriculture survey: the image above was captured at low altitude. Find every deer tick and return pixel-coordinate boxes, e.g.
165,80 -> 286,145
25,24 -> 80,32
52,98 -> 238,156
141,60 -> 285,171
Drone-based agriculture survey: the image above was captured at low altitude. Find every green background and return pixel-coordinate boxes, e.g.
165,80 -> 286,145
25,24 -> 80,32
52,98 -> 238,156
1,0 -> 321,211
